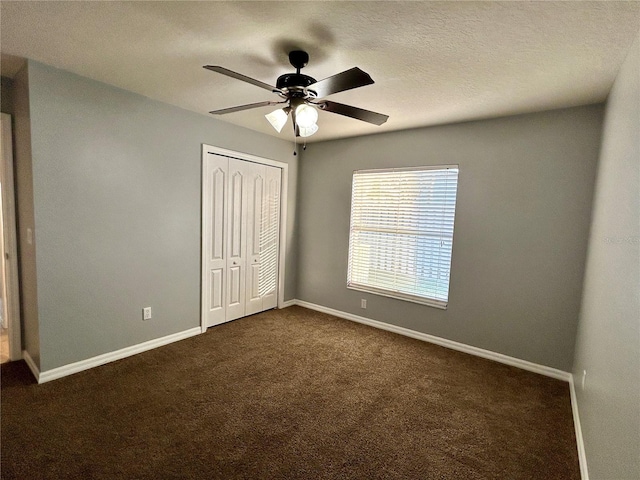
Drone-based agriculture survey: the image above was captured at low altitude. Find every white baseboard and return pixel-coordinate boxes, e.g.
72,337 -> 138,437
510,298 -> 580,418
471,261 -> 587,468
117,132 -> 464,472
569,375 -> 590,480
294,300 -> 572,382
30,327 -> 201,384
280,299 -> 297,309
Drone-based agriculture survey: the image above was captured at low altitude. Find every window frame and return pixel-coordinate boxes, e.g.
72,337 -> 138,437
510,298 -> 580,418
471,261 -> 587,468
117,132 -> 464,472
346,164 -> 459,310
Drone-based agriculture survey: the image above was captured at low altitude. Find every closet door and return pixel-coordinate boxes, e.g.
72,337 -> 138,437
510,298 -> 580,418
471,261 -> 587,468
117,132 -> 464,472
203,155 -> 227,327
258,166 -> 281,310
202,152 -> 282,328
245,164 -> 281,315
245,166 -> 265,315
225,158 -> 252,321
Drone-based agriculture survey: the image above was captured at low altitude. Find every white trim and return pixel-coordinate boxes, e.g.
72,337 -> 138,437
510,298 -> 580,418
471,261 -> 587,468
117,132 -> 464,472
32,327 -> 201,384
200,144 -> 289,333
202,145 -> 287,170
347,284 -> 447,310
293,300 -> 571,382
279,299 -> 296,309
355,164 -> 459,174
277,163 -> 288,310
1,113 -> 22,362
569,375 -> 590,479
22,349 -> 40,381
200,147 -> 211,333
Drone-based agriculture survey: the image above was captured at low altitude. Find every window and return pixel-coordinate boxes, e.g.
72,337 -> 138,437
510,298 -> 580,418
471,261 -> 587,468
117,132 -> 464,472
347,165 -> 459,309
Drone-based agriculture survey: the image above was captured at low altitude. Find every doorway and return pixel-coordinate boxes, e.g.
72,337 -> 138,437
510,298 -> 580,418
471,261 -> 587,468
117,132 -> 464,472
0,113 -> 21,363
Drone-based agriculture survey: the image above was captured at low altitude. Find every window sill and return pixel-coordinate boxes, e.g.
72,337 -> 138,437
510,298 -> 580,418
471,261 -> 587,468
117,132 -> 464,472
347,284 -> 448,310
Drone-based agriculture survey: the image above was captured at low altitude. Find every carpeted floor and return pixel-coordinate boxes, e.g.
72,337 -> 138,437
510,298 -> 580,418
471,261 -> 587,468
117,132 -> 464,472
1,306 -> 579,479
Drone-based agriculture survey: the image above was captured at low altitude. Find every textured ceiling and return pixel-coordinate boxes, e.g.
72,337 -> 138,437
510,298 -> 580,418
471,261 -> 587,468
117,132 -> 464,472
1,1 -> 639,142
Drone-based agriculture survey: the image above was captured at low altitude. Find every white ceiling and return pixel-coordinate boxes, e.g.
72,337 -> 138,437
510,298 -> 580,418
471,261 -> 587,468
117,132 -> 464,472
1,1 -> 639,143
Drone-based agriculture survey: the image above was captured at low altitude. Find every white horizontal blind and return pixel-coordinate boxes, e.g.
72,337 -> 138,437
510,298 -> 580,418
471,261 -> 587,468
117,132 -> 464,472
347,166 -> 459,308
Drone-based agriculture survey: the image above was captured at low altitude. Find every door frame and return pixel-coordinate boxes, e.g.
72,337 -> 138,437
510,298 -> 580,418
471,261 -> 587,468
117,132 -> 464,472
1,113 -> 22,361
200,144 -> 289,333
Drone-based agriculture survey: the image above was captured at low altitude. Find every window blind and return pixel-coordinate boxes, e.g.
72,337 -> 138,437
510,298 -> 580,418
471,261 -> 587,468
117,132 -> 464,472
347,166 -> 459,309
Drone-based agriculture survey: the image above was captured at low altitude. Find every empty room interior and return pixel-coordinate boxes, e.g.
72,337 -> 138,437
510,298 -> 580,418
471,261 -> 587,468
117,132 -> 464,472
0,2 -> 638,479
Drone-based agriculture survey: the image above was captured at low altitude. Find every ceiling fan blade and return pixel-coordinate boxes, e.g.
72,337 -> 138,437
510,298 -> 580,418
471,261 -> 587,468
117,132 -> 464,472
209,101 -> 284,115
319,101 -> 389,126
308,67 -> 374,98
204,66 -> 281,94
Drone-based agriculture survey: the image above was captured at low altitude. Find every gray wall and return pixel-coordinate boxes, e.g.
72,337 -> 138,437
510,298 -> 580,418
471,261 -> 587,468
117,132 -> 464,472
1,76 -> 14,114
297,105 -> 603,371
13,64 -> 40,366
25,60 -> 297,371
572,34 -> 640,479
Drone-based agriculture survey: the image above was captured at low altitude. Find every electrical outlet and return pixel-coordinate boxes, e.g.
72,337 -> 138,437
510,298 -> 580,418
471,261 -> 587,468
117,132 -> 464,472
581,370 -> 587,390
361,299 -> 367,309
143,307 -> 152,320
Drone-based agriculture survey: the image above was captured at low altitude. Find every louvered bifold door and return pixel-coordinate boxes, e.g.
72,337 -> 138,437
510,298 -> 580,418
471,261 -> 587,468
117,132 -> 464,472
245,165 -> 265,315
245,164 -> 281,315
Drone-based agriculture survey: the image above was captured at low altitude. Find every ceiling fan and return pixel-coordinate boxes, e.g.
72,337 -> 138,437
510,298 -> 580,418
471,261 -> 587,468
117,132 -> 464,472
204,50 -> 389,138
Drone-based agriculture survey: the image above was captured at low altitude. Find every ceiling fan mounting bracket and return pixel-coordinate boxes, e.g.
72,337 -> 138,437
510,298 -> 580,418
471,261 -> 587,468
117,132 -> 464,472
288,50 -> 309,72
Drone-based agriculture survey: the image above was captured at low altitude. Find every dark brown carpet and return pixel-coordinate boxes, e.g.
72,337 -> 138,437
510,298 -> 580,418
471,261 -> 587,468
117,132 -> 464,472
1,306 -> 579,479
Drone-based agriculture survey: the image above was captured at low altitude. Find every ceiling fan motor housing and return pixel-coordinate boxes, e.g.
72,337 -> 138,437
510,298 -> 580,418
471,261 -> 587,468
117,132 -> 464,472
276,73 -> 317,92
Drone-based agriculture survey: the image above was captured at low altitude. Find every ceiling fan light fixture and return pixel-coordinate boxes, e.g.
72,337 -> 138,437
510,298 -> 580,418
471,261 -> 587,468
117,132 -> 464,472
265,108 -> 289,133
298,123 -> 319,138
294,103 -> 318,128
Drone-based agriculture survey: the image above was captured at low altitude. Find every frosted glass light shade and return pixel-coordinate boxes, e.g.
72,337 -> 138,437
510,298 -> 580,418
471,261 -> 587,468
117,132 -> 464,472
295,104 -> 318,128
298,123 -> 319,138
265,108 -> 289,133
